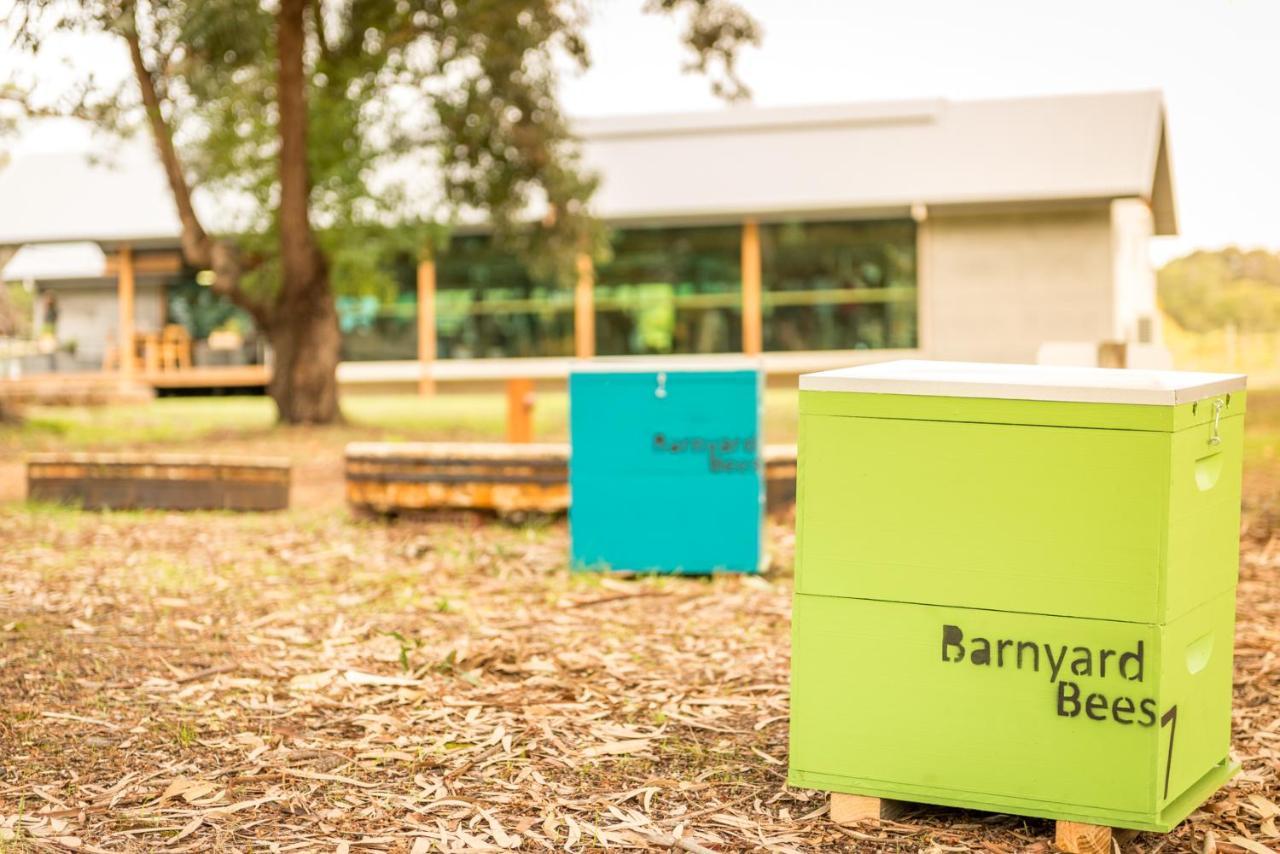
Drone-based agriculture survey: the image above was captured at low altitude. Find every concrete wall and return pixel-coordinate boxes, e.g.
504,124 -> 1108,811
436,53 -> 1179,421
919,205 -> 1118,363
1111,198 -> 1160,345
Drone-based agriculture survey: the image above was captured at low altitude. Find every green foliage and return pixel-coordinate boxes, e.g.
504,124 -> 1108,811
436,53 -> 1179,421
1,280 -> 32,337
6,0 -> 759,296
6,0 -> 758,422
386,630 -> 423,672
167,274 -> 250,339
1159,248 -> 1280,333
172,719 -> 198,749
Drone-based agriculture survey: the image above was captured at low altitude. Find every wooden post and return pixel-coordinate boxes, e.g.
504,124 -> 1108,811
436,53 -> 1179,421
506,378 -> 535,444
575,252 -> 595,359
117,244 -> 135,378
741,219 -> 762,355
913,204 -> 930,355
417,256 -> 437,396
143,334 -> 160,375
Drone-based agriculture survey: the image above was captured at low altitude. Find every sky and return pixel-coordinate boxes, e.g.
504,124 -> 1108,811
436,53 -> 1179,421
7,0 -> 1279,265
556,0 -> 1280,264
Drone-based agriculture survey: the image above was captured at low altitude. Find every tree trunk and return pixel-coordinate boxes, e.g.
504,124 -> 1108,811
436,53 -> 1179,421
266,279 -> 341,424
271,0 -> 342,424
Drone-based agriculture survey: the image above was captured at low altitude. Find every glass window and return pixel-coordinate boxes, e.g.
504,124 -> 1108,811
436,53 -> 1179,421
761,219 -> 917,352
595,225 -> 741,356
436,236 -> 573,360
338,254 -> 418,362
168,268 -> 267,366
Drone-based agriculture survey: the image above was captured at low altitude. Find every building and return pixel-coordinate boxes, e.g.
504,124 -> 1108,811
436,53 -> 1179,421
0,90 -> 1176,390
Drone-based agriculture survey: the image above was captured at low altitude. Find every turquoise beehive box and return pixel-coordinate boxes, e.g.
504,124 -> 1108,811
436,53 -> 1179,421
569,363 -> 765,574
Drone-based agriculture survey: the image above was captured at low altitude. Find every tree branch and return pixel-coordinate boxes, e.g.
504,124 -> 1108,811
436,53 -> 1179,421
208,242 -> 273,330
643,0 -> 761,101
121,10 -> 272,324
276,0 -> 326,303
311,0 -> 330,60
122,19 -> 209,267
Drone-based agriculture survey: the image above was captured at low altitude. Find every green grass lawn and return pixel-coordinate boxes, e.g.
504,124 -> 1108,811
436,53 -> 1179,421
0,388 -> 804,456
0,393 -> 537,453
4,386 -> 1276,469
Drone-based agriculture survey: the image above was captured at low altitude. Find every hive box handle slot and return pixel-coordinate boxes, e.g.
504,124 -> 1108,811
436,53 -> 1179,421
1186,632 -> 1214,675
1194,451 -> 1223,492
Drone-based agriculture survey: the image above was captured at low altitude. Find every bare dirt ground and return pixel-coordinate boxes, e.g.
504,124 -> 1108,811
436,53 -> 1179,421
0,458 -> 1276,851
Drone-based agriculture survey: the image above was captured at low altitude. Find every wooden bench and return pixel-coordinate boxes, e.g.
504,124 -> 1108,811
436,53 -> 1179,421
345,441 -> 800,518
27,453 -> 290,511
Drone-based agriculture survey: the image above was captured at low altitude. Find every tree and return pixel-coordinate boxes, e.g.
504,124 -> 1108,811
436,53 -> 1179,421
1159,248 -> 1280,333
0,280 -> 24,340
3,0 -> 760,423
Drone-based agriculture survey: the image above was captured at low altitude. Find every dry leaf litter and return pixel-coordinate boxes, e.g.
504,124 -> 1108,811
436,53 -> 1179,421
0,475 -> 1275,852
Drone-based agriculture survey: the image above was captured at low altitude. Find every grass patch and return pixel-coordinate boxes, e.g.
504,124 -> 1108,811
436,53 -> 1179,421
6,385 -> 1276,460
0,388 -> 805,457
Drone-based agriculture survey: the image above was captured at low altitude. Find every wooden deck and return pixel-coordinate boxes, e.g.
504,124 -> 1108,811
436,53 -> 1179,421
144,365 -> 269,389
0,365 -> 270,399
3,348 -> 907,395
337,349 -> 920,388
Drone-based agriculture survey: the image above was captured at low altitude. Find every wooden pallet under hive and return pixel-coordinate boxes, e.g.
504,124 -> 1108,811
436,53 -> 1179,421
27,453 -> 291,511
830,793 -> 1121,854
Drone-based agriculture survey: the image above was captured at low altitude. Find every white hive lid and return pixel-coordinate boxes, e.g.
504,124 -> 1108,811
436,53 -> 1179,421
570,356 -> 763,374
800,360 -> 1246,406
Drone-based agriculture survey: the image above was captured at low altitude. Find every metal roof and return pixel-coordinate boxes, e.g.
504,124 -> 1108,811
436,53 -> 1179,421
0,90 -> 1177,249
579,90 -> 1176,232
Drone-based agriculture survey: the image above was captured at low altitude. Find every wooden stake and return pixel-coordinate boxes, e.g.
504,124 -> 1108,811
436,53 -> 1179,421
1054,820 -> 1113,854
741,219 -> 762,356
417,256 -> 437,396
506,378 -> 535,443
575,252 -> 595,359
830,792 -> 907,824
117,243 -> 135,378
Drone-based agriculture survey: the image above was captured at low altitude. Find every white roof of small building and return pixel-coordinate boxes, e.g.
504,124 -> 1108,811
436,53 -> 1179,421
1,241 -> 107,282
0,90 -> 1176,248
801,360 -> 1245,405
0,146 -> 193,247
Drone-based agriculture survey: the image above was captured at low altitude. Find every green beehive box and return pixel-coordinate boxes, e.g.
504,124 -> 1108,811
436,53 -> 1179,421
789,360 -> 1246,833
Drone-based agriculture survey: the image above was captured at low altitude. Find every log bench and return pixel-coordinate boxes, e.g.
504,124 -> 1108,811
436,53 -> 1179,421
27,453 -> 291,511
345,441 -> 799,519
345,442 -> 571,517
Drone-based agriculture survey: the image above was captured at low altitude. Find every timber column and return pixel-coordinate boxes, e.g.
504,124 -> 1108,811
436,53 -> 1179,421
117,244 -> 136,378
575,252 -> 595,358
741,219 -> 762,355
417,253 -> 437,396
